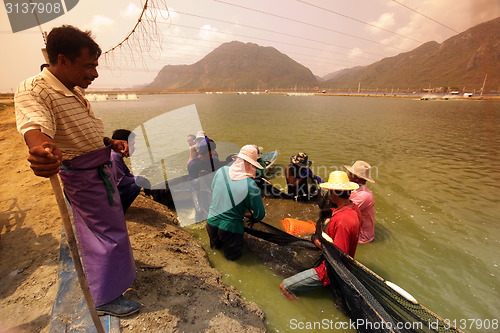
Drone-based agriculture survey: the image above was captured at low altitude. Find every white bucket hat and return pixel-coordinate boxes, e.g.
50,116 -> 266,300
237,145 -> 264,169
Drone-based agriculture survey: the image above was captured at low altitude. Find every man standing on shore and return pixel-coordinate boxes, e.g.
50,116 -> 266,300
15,25 -> 140,316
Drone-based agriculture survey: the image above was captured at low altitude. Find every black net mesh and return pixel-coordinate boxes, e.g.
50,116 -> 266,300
322,241 -> 402,332
321,235 -> 463,333
244,217 -> 462,333
245,219 -> 313,245
244,221 -> 322,276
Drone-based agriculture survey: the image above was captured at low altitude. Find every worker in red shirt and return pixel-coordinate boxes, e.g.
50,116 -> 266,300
280,171 -> 362,299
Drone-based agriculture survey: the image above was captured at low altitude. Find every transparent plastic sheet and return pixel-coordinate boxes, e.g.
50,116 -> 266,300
130,104 -> 239,225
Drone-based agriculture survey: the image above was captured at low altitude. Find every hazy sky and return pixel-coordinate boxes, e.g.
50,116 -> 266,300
1,0 -> 499,91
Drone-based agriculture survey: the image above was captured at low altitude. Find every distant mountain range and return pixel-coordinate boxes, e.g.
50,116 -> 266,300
321,17 -> 499,91
145,41 -> 317,91
144,17 -> 499,92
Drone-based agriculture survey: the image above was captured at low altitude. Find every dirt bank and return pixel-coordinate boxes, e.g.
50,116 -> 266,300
0,101 -> 266,332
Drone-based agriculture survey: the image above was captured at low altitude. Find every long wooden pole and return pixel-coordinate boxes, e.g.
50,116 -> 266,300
49,174 -> 106,333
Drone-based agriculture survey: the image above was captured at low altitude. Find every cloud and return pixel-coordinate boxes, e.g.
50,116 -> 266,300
371,0 -> 499,53
122,2 -> 174,24
368,12 -> 395,34
417,0 -> 499,33
198,24 -> 220,40
91,15 -> 114,32
348,48 -> 363,59
391,0 -> 499,46
121,3 -> 142,19
378,0 -> 464,52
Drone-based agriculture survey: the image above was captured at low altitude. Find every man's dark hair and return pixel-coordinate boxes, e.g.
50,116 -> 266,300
46,25 -> 102,64
112,129 -> 132,142
331,190 -> 351,199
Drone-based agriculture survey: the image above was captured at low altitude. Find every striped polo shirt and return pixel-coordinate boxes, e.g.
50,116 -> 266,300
15,68 -> 105,160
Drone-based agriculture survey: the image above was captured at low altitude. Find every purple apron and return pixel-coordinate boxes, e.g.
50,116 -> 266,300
59,146 -> 135,306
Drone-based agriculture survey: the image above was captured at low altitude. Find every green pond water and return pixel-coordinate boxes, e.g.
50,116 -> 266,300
93,94 -> 499,332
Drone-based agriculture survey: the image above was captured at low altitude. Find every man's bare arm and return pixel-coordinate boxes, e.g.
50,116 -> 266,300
23,129 -> 62,177
104,137 -> 129,157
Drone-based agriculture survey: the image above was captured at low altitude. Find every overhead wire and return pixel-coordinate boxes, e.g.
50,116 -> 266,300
161,24 -> 378,74
103,45 -> 365,75
169,10 -> 383,55
151,10 -> 384,73
167,23 -> 380,60
391,0 -> 460,33
213,0 -> 409,52
297,0 -> 424,43
102,18 -> 375,77
101,0 -> 458,81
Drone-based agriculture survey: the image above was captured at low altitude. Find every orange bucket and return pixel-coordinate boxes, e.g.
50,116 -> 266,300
281,218 -> 316,236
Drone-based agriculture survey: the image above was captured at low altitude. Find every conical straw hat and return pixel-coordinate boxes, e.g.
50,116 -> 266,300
319,171 -> 359,191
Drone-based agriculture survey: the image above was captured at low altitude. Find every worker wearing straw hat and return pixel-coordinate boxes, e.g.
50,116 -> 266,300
344,161 -> 376,243
15,26 -> 139,316
280,171 -> 362,300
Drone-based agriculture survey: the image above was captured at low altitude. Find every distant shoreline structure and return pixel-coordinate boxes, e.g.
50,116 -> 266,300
2,90 -> 499,101
77,90 -> 500,101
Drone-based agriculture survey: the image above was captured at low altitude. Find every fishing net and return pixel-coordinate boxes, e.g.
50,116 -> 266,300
100,0 -> 171,72
244,220 -> 322,277
322,240 -> 401,333
321,236 -> 463,333
244,210 -> 462,333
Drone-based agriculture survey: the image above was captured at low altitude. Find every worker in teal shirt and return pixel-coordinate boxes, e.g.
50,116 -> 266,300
206,145 -> 266,260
